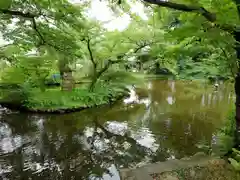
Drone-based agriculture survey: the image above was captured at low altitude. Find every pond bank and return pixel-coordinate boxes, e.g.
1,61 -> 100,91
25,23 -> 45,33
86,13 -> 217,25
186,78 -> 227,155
120,152 -> 240,180
0,87 -> 129,114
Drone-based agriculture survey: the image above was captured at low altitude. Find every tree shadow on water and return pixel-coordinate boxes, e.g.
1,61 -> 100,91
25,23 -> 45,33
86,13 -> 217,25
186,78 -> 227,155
0,114 -> 154,180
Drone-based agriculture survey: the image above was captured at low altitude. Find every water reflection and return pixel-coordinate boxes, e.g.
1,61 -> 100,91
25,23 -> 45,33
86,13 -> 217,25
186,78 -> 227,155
0,80 -> 235,179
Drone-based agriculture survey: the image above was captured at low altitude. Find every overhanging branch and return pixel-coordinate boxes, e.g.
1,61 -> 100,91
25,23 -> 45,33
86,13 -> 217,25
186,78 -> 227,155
134,40 -> 155,53
0,9 -> 36,18
142,0 -> 235,32
0,8 -> 45,45
143,0 -> 216,22
0,8 -> 82,59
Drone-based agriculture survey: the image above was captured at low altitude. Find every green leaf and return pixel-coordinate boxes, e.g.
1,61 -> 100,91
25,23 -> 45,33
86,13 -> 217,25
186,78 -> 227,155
233,148 -> 240,155
0,0 -> 12,9
228,158 -> 240,171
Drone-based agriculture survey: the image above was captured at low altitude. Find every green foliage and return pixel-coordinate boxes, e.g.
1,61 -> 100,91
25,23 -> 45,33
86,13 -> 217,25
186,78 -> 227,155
0,0 -> 12,9
0,83 -> 31,105
0,50 -> 54,89
218,109 -> 240,172
212,109 -> 235,156
138,0 -> 238,79
220,109 -> 236,137
101,70 -> 145,87
24,84 -> 126,110
229,148 -> 240,171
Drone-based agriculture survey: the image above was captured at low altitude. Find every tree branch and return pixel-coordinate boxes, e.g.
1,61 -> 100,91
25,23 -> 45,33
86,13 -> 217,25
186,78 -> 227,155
95,59 -> 122,81
0,8 -> 46,45
143,0 -> 216,21
86,38 -> 97,70
134,40 -> 154,53
0,9 -> 36,18
0,54 -> 16,63
143,0 -> 235,32
219,45 -> 236,77
0,8 -> 84,62
31,17 -> 45,45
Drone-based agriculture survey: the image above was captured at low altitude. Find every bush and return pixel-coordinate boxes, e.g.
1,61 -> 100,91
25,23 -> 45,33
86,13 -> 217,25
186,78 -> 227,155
0,83 -> 31,105
220,109 -> 236,137
229,148 -> 240,171
212,109 -> 236,156
23,83 -> 127,110
222,110 -> 240,172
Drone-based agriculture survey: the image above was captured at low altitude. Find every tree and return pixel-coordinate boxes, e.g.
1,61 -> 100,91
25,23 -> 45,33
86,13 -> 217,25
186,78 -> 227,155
82,25 -> 131,91
78,19 -> 157,91
0,0 -> 88,91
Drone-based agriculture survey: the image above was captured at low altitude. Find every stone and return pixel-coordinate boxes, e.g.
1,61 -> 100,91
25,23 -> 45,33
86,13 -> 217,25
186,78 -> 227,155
62,72 -> 75,91
189,169 -> 196,177
160,173 -> 179,180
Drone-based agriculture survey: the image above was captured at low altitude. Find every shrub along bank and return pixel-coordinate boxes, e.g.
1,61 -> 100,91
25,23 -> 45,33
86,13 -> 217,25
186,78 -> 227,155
0,83 -> 128,113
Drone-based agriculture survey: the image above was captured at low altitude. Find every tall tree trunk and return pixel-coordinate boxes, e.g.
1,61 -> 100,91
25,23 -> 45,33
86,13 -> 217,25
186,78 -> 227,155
88,60 -> 114,92
89,66 -> 97,92
233,0 -> 240,145
89,76 -> 97,92
234,30 -> 240,144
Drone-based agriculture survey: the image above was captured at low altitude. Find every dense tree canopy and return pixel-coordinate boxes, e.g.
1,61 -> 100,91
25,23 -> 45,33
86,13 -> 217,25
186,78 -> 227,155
0,0 -> 238,83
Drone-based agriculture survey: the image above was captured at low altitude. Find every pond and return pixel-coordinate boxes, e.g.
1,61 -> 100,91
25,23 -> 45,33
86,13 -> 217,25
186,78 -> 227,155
0,80 -> 235,180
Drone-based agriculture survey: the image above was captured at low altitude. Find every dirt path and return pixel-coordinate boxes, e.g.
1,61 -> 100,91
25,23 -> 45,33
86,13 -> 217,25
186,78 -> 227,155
120,152 -> 240,180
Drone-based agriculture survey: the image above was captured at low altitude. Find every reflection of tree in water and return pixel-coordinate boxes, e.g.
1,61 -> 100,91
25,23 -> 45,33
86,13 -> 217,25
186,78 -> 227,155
0,114 -> 154,180
132,80 -> 234,161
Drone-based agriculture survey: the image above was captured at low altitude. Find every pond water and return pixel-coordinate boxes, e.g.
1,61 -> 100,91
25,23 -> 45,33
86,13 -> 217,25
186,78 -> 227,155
0,80 -> 235,180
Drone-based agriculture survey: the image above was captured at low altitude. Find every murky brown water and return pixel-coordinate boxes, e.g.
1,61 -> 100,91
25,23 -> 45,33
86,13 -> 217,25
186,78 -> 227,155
0,80 -> 235,180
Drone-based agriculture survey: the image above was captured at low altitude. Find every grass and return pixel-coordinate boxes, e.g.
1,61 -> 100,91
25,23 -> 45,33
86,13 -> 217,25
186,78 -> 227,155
0,83 -> 128,111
